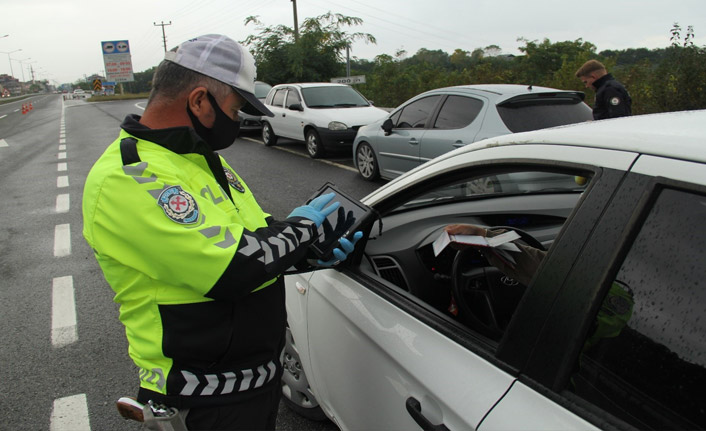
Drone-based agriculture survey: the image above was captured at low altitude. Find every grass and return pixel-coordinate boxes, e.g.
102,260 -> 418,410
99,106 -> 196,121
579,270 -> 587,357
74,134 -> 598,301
86,92 -> 150,102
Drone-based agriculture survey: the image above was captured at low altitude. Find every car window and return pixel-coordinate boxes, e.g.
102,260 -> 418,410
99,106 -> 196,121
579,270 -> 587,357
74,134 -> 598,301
271,88 -> 287,107
362,167 -> 592,342
397,171 -> 588,211
569,188 -> 706,430
300,86 -> 369,108
497,101 -> 592,133
433,96 -> 484,129
395,95 -> 441,129
286,90 -> 301,108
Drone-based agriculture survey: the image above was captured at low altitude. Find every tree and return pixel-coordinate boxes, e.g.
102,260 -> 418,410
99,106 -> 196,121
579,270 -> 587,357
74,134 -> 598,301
242,12 -> 376,84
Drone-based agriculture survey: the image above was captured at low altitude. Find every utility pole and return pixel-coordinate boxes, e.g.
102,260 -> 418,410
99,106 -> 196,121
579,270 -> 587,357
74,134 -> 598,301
154,21 -> 172,52
291,0 -> 299,42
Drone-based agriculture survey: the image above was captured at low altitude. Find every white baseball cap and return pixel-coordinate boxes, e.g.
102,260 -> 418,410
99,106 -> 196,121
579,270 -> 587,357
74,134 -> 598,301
165,34 -> 274,117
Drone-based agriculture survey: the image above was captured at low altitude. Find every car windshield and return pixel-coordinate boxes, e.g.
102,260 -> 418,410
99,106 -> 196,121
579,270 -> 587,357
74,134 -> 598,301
497,100 -> 592,132
397,171 -> 589,211
254,83 -> 272,99
301,86 -> 370,108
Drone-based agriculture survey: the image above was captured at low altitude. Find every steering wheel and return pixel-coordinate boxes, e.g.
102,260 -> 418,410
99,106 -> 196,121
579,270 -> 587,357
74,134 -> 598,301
451,226 -> 545,340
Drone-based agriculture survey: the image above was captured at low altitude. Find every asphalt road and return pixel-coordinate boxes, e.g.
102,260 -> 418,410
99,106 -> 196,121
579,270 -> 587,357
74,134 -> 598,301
0,94 -> 383,430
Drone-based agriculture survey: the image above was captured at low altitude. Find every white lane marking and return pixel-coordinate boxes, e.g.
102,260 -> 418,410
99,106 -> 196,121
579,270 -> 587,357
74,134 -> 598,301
135,102 -> 146,110
50,393 -> 90,430
0,114 -> 6,119
57,176 -> 69,188
58,152 -> 66,159
51,276 -> 77,347
13,109 -> 19,112
59,144 -> 66,151
0,138 -> 7,147
240,136 -> 358,173
54,223 -> 71,257
56,194 -> 70,213
59,138 -> 66,143
58,162 -> 67,171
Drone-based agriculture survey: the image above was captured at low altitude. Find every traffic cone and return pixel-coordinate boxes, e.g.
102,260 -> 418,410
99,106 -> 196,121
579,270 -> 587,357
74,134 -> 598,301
29,102 -> 33,111
21,104 -> 27,114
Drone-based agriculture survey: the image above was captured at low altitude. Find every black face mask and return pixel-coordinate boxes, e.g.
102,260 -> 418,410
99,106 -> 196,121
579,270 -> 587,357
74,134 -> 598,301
186,91 -> 241,151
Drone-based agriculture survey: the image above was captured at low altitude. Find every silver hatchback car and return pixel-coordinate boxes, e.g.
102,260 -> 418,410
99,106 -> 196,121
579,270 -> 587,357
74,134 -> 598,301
353,84 -> 593,180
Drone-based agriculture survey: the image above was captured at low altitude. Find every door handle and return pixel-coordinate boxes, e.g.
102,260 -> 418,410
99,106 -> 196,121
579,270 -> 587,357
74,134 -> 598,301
452,140 -> 465,148
405,397 -> 450,431
408,138 -> 419,145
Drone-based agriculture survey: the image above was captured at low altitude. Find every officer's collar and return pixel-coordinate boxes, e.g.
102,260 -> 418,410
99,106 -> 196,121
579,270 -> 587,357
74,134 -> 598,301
593,73 -> 613,89
120,114 -> 211,156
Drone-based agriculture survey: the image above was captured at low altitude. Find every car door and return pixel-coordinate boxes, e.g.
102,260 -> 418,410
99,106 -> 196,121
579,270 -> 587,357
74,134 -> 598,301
418,94 -> 487,163
267,88 -> 288,135
483,156 -> 706,430
377,95 -> 441,178
294,144 -> 639,430
278,88 -> 306,141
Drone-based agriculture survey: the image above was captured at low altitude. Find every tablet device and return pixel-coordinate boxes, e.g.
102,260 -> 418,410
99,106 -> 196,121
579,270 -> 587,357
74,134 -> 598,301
307,182 -> 374,261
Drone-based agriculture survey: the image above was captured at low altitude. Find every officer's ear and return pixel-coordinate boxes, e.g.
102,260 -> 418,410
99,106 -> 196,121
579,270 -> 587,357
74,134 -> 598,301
186,87 -> 210,117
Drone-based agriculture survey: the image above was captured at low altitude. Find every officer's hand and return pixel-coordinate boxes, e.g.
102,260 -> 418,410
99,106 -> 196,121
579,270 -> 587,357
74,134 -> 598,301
322,207 -> 356,240
288,193 -> 340,227
317,231 -> 363,267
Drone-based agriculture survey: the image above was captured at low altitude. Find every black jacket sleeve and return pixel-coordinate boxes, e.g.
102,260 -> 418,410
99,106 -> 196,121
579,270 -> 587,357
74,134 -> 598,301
206,217 -> 319,300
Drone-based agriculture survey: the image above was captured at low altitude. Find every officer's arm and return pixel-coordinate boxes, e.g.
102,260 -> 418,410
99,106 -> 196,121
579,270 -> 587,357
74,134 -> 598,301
206,217 -> 319,300
604,86 -> 630,118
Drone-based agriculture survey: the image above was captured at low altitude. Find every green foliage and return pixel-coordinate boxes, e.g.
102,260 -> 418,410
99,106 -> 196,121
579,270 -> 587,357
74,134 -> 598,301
122,67 -> 156,94
242,12 -> 375,84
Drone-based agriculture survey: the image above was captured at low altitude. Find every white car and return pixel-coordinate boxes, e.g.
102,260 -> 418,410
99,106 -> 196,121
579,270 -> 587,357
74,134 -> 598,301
261,83 -> 388,158
283,110 -> 706,430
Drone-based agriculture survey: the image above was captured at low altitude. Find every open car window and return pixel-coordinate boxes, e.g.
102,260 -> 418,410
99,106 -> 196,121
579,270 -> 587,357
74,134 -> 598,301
361,166 -> 593,342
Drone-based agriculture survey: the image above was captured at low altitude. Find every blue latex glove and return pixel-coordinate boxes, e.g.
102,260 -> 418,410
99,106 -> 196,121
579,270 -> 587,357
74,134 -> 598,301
318,231 -> 364,267
288,192 -> 340,227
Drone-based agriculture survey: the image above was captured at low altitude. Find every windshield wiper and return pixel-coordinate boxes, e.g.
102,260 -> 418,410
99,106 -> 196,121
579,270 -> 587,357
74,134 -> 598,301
333,103 -> 363,107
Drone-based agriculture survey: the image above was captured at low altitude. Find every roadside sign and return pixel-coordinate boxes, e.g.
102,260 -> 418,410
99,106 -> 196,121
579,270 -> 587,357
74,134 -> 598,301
92,79 -> 102,92
102,40 -> 134,83
331,75 -> 366,85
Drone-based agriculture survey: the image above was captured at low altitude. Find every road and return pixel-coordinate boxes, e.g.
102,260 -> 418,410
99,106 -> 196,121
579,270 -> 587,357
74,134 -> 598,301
0,94 -> 383,430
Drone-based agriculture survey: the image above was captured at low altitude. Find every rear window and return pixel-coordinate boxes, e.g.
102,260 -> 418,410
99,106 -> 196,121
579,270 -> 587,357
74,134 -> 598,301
497,100 -> 592,133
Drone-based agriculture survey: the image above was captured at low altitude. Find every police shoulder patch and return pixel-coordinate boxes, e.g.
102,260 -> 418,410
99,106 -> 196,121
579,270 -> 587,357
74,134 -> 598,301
610,96 -> 621,106
223,167 -> 246,193
157,185 -> 199,224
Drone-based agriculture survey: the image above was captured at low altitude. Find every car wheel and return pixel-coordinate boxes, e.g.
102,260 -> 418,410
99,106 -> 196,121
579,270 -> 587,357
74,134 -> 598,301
281,327 -> 328,421
355,142 -> 379,181
262,122 -> 278,146
305,129 -> 325,158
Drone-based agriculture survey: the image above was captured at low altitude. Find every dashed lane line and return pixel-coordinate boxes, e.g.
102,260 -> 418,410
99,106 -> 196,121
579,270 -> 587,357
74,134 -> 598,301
50,393 -> 91,431
51,276 -> 77,347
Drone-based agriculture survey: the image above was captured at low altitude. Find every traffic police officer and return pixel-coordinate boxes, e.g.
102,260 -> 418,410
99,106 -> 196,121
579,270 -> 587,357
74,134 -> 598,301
82,34 -> 360,430
576,59 -> 632,120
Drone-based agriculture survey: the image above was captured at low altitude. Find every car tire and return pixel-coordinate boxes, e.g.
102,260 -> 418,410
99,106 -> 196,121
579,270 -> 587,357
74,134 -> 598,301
281,327 -> 328,422
262,122 -> 278,146
305,129 -> 326,158
355,142 -> 380,181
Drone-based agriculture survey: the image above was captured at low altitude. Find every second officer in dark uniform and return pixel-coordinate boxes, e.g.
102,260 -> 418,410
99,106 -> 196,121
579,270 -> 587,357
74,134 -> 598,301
576,59 -> 632,120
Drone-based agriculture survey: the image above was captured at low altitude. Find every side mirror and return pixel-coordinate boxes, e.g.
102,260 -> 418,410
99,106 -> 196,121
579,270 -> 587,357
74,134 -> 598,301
288,103 -> 303,111
381,118 -> 394,136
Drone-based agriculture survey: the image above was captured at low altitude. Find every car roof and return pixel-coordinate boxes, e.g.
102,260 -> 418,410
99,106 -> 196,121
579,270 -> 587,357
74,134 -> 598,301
417,84 -> 586,104
272,82 -> 349,89
452,110 -> 706,164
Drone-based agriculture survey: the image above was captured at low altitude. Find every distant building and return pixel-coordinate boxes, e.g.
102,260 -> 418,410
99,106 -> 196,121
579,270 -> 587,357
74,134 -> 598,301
0,74 -> 21,95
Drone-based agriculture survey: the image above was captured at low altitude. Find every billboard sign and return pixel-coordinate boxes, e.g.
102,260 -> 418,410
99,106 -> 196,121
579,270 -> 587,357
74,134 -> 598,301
101,40 -> 134,83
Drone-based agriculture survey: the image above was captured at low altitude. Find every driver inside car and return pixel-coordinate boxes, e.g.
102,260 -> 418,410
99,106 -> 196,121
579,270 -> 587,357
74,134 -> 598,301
443,223 -> 634,354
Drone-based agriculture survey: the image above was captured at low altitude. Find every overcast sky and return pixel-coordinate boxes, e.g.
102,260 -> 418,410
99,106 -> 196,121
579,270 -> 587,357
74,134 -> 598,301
2,0 -> 704,84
